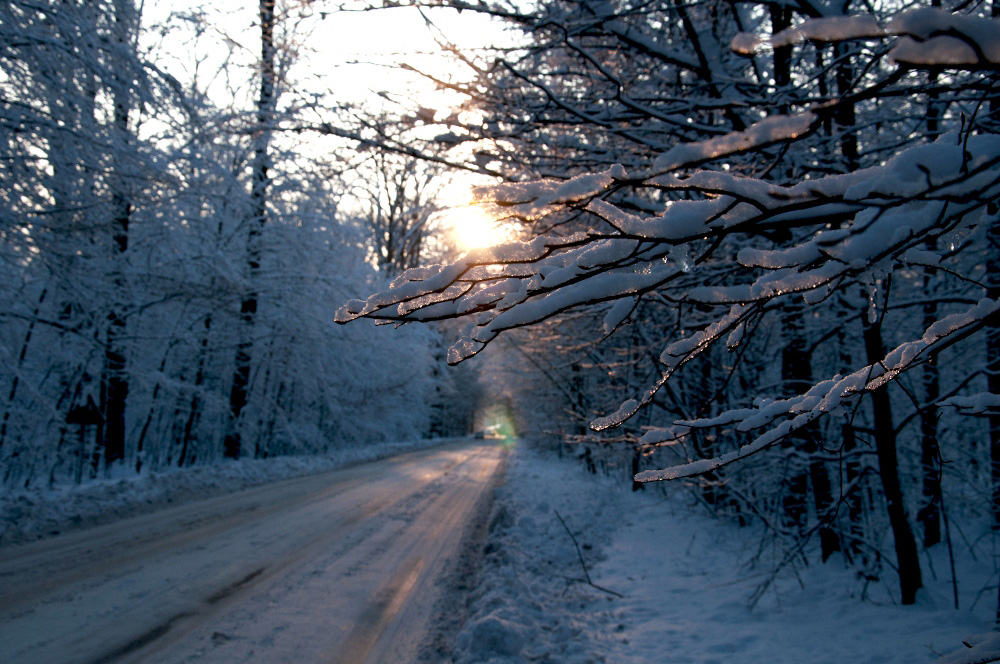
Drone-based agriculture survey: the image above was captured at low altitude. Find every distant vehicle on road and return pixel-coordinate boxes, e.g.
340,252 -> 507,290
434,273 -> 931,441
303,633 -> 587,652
473,426 -> 505,440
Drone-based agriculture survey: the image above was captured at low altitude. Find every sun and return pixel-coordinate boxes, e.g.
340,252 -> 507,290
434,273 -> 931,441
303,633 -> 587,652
445,205 -> 511,252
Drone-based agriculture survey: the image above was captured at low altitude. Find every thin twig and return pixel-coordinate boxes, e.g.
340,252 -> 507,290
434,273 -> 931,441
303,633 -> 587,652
554,509 -> 623,598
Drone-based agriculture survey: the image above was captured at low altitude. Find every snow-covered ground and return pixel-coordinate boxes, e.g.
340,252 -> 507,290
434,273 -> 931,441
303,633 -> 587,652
0,437 -> 453,547
3,437 -> 994,663
454,442 -> 997,664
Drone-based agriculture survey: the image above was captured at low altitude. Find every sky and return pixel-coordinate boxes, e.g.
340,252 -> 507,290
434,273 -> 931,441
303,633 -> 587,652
303,2 -> 513,247
144,1 -> 504,101
142,0 -> 512,249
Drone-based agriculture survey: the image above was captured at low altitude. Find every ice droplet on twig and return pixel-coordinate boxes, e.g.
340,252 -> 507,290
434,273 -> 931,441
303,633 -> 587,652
867,270 -> 887,324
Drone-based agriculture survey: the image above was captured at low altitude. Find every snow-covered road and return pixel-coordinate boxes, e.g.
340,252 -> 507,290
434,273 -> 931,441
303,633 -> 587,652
0,439 -> 506,664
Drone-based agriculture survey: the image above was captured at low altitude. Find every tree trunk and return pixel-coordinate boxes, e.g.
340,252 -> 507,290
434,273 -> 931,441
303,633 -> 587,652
225,0 -> 276,460
809,448 -> 840,560
180,314 -> 212,467
918,258 -> 941,547
770,5 -> 791,117
0,288 -> 47,451
100,0 -> 137,470
842,415 -> 865,558
991,0 -> 1000,626
101,316 -> 128,468
988,216 -> 1000,529
918,21 -> 943,544
694,352 -> 722,505
836,299 -> 864,559
989,0 -> 1000,527
780,301 -> 839,559
863,315 -> 922,604
834,43 -> 858,172
780,303 -> 809,533
133,345 -> 172,474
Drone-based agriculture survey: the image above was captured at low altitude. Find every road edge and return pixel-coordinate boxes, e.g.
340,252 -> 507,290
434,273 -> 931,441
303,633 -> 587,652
416,442 -> 511,663
0,437 -> 466,548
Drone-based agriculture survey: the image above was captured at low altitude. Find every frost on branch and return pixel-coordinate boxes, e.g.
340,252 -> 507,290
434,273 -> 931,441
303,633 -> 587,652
602,296 -> 638,335
652,112 -> 818,171
888,8 -> 1000,68
473,165 -> 628,220
636,299 -> 1000,482
731,15 -> 883,54
338,129 -> 1000,418
337,6 -> 1000,487
939,393 -> 1000,415
732,7 -> 1000,69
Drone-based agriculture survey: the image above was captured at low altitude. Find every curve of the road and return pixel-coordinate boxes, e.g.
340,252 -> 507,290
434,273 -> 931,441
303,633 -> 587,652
0,439 -> 507,664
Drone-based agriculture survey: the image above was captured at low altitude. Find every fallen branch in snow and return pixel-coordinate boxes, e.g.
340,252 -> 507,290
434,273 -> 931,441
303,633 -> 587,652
554,509 -> 623,598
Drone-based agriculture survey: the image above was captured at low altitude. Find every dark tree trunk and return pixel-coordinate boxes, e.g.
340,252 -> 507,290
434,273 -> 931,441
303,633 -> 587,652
987,0 -> 1000,523
571,362 -> 587,436
842,416 -> 865,558
100,0 -> 136,470
780,307 -> 809,533
835,303 -> 865,559
918,20 -> 943,545
133,343 -> 173,474
225,0 -> 276,460
780,301 -> 838,559
770,5 -> 791,118
769,4 -> 828,544
919,248 -> 941,547
988,218 -> 1000,530
694,353 -> 722,506
0,288 -> 47,451
863,315 -> 922,605
101,314 -> 128,468
834,42 -> 858,172
180,315 -> 212,467
989,0 -> 1000,522
632,448 -> 644,492
810,450 -> 840,561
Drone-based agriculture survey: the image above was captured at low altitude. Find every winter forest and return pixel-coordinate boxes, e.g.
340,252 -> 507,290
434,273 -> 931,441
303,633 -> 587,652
0,0 -> 487,487
3,0 -> 1000,661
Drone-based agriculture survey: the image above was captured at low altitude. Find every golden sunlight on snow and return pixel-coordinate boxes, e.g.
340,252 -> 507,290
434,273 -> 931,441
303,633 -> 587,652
444,205 -> 510,252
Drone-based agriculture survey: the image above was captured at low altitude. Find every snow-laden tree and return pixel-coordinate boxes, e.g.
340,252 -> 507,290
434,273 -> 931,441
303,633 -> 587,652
0,0 -> 450,487
351,149 -> 444,277
0,0 -> 151,477
338,6 -> 1000,605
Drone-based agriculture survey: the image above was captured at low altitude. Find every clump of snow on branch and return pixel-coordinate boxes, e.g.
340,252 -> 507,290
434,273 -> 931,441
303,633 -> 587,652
652,113 -> 817,171
939,393 -> 1000,415
732,7 -> 1000,69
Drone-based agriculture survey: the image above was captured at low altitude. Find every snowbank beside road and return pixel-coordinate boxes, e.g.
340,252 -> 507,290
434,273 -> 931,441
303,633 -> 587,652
452,445 -> 626,663
0,437 -> 454,547
458,443 -> 996,663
